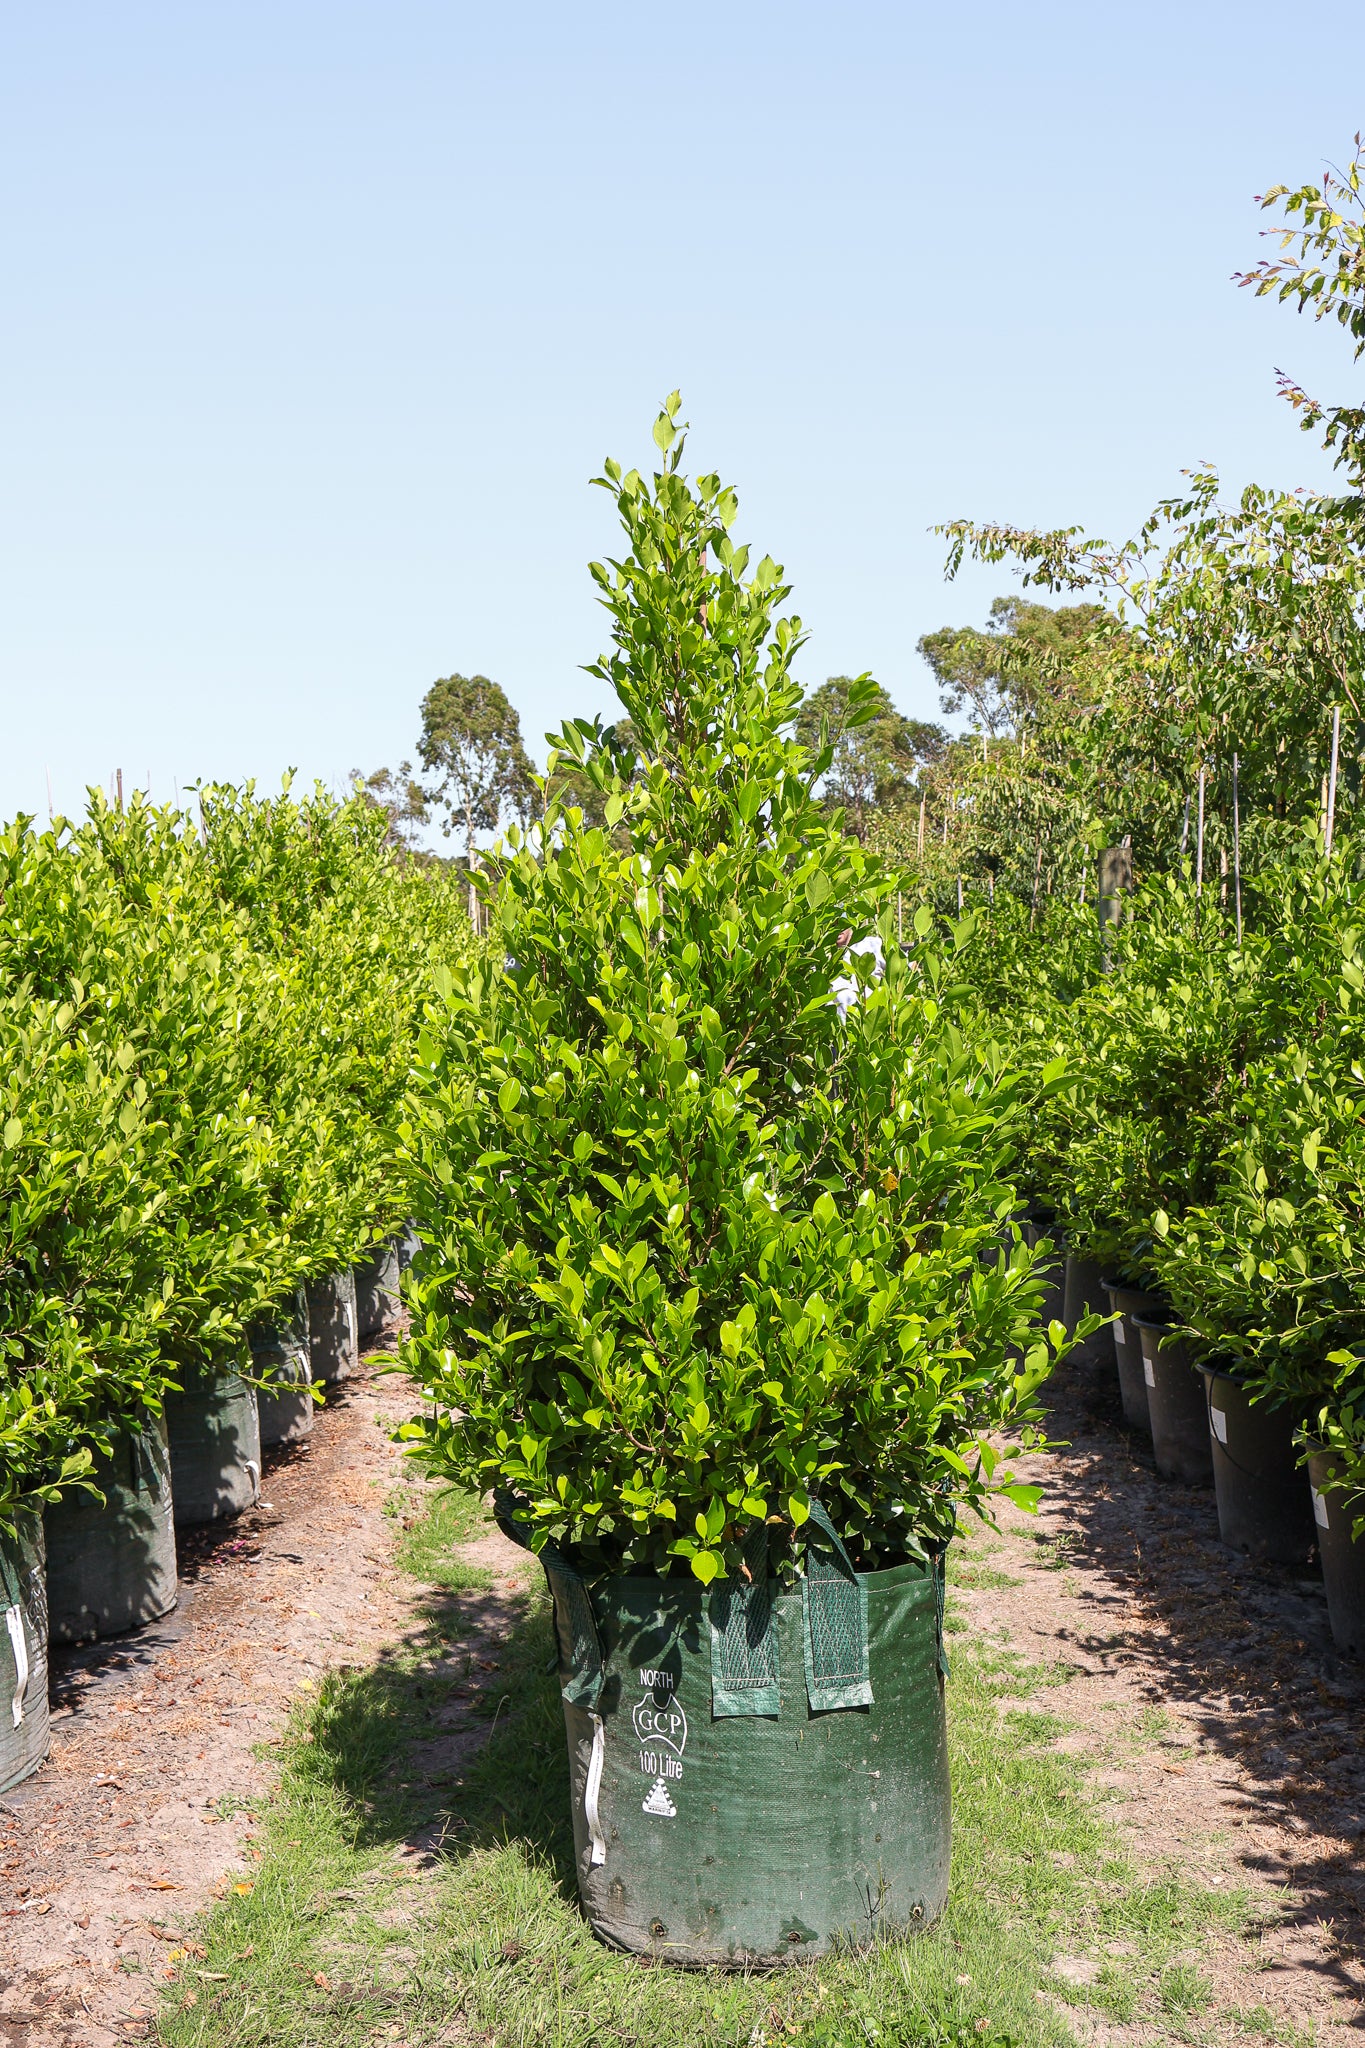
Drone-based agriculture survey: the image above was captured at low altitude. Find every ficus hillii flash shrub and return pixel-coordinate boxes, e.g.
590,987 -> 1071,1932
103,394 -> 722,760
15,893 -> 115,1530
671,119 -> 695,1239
399,398 -> 1071,1582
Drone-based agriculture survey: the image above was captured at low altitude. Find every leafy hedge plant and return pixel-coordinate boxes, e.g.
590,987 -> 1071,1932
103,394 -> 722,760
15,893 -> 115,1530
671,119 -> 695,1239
0,785 -> 469,1524
400,400 -> 1067,1580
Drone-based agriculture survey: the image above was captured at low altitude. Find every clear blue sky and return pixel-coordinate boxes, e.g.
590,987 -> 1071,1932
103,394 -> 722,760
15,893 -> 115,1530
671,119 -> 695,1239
3,2 -> 1362,827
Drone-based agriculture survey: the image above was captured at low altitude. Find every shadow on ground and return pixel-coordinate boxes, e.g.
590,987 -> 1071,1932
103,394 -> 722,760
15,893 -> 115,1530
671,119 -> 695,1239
292,1562 -> 578,1892
1038,1352 -> 1365,2015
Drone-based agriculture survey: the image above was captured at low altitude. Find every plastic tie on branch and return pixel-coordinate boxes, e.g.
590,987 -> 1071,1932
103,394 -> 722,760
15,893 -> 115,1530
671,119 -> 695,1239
801,1500 -> 873,1711
708,1523 -> 779,1717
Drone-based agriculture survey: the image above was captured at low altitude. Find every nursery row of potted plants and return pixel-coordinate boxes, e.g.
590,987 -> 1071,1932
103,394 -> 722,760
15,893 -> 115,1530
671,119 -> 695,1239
0,1240 -> 410,1798
0,787 -> 469,1805
1055,1243 -> 1365,1651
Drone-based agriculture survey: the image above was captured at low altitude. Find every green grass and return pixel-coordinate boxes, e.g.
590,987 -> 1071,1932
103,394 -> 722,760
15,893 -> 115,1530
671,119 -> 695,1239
158,1480 -> 1261,2048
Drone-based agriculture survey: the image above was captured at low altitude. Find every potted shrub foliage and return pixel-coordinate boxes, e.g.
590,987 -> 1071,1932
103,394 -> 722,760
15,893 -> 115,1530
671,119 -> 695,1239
401,400 -> 1068,1964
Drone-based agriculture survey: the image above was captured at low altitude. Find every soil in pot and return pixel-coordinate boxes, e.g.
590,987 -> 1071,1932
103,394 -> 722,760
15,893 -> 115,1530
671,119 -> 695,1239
1201,1368 -> 1314,1564
307,1269 -> 358,1386
164,1366 -> 261,1525
44,1415 -> 178,1642
252,1290 -> 313,1448
1307,1449 -> 1365,1654
355,1240 -> 401,1340
1103,1282 -> 1164,1435
1063,1254 -> 1115,1371
533,1540 -> 951,1964
0,1507 -> 50,1795
1133,1320 -> 1213,1485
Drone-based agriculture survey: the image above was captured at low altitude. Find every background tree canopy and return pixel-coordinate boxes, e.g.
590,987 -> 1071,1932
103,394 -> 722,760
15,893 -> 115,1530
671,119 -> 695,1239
417,672 -> 536,861
794,676 -> 946,841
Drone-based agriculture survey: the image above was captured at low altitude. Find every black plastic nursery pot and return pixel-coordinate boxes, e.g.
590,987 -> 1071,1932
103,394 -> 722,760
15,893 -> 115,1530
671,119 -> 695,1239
252,1290 -> 313,1448
0,1508 -> 50,1796
531,1530 -> 951,1966
1132,1320 -> 1213,1485
165,1365 -> 261,1525
1200,1368 -> 1314,1564
355,1240 -> 401,1341
1103,1283 -> 1164,1435
307,1269 -> 358,1386
1063,1254 -> 1114,1372
44,1415 -> 178,1643
1307,1450 -> 1365,1655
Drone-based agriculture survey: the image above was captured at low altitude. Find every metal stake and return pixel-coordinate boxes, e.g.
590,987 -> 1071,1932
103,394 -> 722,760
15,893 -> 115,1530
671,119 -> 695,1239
1326,704 -> 1341,858
1232,752 -> 1243,945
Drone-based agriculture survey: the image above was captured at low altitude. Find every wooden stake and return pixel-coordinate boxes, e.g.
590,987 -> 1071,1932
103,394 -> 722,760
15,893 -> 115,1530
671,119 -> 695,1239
956,877 -> 963,914
1326,704 -> 1341,857
897,890 -> 903,943
116,768 -> 123,814
917,794 -> 925,860
1232,752 -> 1243,945
1180,792 -> 1191,857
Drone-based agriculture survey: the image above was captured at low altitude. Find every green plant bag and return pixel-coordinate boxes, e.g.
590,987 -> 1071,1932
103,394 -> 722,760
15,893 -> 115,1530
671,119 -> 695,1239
307,1269 -> 358,1386
0,1509 -> 49,1796
542,1549 -> 950,1964
252,1291 -> 313,1448
355,1241 -> 401,1340
165,1366 -> 261,1524
44,1415 -> 177,1642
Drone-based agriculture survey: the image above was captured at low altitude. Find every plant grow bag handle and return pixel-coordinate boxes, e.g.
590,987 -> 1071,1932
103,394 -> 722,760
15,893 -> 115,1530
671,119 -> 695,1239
0,1541 -> 30,1732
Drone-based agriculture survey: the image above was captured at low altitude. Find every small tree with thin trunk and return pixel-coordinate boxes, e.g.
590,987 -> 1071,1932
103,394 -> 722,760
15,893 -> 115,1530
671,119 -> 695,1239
418,673 -> 533,921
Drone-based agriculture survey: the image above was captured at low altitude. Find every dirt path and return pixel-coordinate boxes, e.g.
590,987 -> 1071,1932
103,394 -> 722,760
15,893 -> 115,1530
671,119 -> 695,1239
0,1351 -> 446,2047
969,1357 -> 1365,2043
4,1342 -> 1363,2046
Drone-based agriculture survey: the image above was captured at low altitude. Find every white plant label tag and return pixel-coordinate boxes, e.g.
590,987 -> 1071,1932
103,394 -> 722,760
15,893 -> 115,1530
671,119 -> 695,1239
1144,1358 -> 1156,1388
1210,1407 -> 1228,1445
1312,1486 -> 1331,1530
1113,1320 -> 1125,1347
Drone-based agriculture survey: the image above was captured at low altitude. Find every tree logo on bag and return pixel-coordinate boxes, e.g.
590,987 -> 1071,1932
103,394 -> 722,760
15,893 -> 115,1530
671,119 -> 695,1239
632,1692 -> 687,1759
641,1777 -> 677,1817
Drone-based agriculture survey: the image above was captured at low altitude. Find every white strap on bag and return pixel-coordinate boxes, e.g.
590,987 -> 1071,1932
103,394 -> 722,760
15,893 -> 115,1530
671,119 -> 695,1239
5,1605 -> 29,1729
584,1712 -> 607,1866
